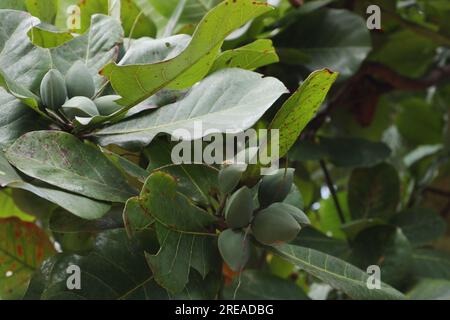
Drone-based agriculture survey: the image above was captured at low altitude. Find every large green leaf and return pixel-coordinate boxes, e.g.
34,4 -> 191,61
412,249 -> 450,280
271,244 -> 405,300
32,229 -> 169,300
0,10 -> 51,94
347,163 -> 400,220
95,68 -> 287,147
269,69 -> 338,159
0,89 -> 43,149
8,181 -> 111,220
119,35 -> 191,65
349,226 -> 413,287
408,279 -> 450,300
391,208 -> 446,247
293,227 -> 350,257
145,140 -> 219,207
222,270 -> 309,300
25,0 -> 57,24
0,218 -> 55,299
3,150 -> 107,220
121,0 -> 156,38
6,131 -> 136,203
275,8 -> 371,78
210,39 -> 279,73
140,172 -> 218,293
140,171 -> 215,232
28,23 -> 74,48
146,224 -> 217,294
369,30 -> 438,79
292,137 -> 392,168
49,206 -> 124,234
102,0 -> 274,109
396,98 -> 444,146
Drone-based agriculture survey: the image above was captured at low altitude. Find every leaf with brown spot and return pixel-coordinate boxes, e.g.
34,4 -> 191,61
0,218 -> 55,299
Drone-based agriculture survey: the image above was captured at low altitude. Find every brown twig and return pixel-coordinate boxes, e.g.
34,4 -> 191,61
424,187 -> 450,198
319,160 -> 346,224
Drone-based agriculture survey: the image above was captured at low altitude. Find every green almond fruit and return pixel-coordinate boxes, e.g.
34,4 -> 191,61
251,203 -> 301,245
40,69 -> 67,111
225,186 -> 254,229
270,202 -> 310,226
65,61 -> 96,98
94,95 -> 123,116
61,96 -> 99,120
218,229 -> 250,272
258,168 -> 295,208
218,163 -> 247,194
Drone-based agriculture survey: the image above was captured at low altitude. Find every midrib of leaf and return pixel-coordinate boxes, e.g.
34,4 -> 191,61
118,275 -> 155,300
413,253 -> 450,264
96,91 -> 273,135
0,247 -> 35,271
103,0 -> 273,120
150,211 -> 216,237
276,246 -> 382,289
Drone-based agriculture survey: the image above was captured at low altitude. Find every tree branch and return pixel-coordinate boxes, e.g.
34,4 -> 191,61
304,62 -> 450,135
319,160 -> 346,224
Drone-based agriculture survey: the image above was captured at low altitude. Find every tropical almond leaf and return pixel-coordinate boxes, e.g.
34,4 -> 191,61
8,181 -> 112,220
275,8 -> 371,78
222,270 -> 309,300
140,171 -> 216,233
412,249 -> 450,280
0,89 -> 43,150
31,229 -> 168,300
0,10 -> 51,94
6,131 -> 136,203
269,69 -> 338,159
347,163 -> 400,220
1,150 -> 111,220
28,24 -> 74,48
391,207 -> 447,247
271,244 -> 405,300
210,39 -> 279,72
146,223 -> 217,294
101,0 -> 274,110
95,68 -> 287,147
0,218 -> 55,299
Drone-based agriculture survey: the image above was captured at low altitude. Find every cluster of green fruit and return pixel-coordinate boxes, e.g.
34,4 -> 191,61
217,166 -> 310,272
39,61 -> 122,122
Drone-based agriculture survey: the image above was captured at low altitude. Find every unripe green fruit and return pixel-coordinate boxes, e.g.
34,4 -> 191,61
61,96 -> 99,119
218,164 -> 247,194
94,95 -> 123,116
40,69 -> 67,111
225,186 -> 254,229
251,203 -> 301,245
269,202 -> 310,226
218,229 -> 249,272
65,61 -> 96,98
258,168 -> 295,208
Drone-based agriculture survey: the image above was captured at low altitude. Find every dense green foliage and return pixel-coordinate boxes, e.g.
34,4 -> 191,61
0,0 -> 449,300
